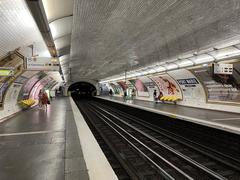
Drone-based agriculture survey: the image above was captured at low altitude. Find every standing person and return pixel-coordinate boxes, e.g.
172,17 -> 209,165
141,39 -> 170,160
41,90 -> 49,111
123,90 -> 127,101
38,90 -> 43,109
109,89 -> 113,96
131,89 -> 136,100
158,91 -> 164,103
153,89 -> 158,104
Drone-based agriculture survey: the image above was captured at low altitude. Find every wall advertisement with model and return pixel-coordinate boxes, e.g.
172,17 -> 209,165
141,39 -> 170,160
128,78 -> 149,97
150,74 -> 182,98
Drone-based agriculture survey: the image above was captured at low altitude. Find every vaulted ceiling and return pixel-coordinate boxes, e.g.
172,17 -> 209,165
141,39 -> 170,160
42,0 -> 74,82
70,0 -> 240,82
40,0 -> 240,83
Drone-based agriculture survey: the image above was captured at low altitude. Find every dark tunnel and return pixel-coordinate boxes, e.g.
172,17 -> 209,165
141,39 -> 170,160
68,82 -> 97,99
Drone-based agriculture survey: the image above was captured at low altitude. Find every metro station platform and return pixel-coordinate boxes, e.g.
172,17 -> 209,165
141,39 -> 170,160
97,96 -> 240,135
0,97 -> 117,180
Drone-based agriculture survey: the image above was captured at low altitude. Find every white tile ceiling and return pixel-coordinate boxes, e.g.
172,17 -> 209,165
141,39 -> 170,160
0,0 -> 50,58
70,0 -> 240,81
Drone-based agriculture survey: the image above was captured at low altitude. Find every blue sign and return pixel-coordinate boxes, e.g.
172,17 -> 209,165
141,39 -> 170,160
177,78 -> 199,85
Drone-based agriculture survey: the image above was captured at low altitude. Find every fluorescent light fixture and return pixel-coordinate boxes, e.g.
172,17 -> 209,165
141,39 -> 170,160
178,53 -> 193,59
166,63 -> 178,70
145,68 -> 156,74
153,65 -> 166,72
214,39 -> 240,49
49,23 -> 58,39
134,71 -> 144,77
177,59 -> 194,67
100,43 -> 240,83
189,54 -> 214,64
208,46 -> 240,61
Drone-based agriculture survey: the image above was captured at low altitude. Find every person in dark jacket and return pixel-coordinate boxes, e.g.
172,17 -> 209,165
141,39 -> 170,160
153,89 -> 158,103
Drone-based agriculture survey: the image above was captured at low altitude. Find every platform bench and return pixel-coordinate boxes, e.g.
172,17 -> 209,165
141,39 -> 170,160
160,96 -> 181,104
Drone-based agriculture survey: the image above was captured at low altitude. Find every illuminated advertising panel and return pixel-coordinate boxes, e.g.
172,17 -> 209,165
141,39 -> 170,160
0,82 -> 9,107
117,81 -> 128,90
150,74 -> 182,97
18,72 -> 46,100
109,83 -> 122,95
129,78 -> 149,97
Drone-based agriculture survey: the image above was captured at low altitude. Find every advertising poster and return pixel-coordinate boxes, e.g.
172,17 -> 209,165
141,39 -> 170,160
6,83 -> 23,105
117,81 -> 128,90
99,83 -> 109,95
168,69 -> 206,103
125,80 -> 136,96
191,62 -> 240,104
150,74 -> 182,98
14,75 -> 29,84
129,78 -> 149,97
29,76 -> 54,99
18,72 -> 47,100
109,83 -> 122,95
21,71 -> 40,79
0,82 -> 9,107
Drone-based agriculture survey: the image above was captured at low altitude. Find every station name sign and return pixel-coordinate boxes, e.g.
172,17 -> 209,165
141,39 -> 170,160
177,78 -> 199,87
177,78 -> 199,85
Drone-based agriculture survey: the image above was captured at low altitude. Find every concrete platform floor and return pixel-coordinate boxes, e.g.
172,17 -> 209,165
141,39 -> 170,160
0,98 -> 89,180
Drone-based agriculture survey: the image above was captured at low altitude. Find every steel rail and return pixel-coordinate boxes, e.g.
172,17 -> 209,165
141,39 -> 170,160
86,105 -> 182,180
91,103 -> 227,180
93,101 -> 240,171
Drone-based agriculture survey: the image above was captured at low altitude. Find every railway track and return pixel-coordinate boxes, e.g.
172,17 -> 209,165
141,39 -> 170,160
76,100 -> 240,180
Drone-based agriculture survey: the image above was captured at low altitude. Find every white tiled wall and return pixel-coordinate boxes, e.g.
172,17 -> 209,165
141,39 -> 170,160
0,83 -> 22,120
0,0 -> 49,58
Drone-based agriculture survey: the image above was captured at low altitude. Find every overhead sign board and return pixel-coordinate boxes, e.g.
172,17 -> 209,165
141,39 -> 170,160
213,63 -> 233,75
26,57 -> 59,71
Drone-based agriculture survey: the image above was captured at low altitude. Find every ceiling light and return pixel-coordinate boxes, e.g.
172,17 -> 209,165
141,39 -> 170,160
208,46 -> 240,61
165,63 -> 178,70
145,68 -> 156,74
154,66 -> 166,72
189,54 -> 214,64
177,59 -> 194,67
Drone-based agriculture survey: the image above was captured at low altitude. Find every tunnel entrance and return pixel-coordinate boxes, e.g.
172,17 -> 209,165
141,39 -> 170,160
68,82 -> 97,99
